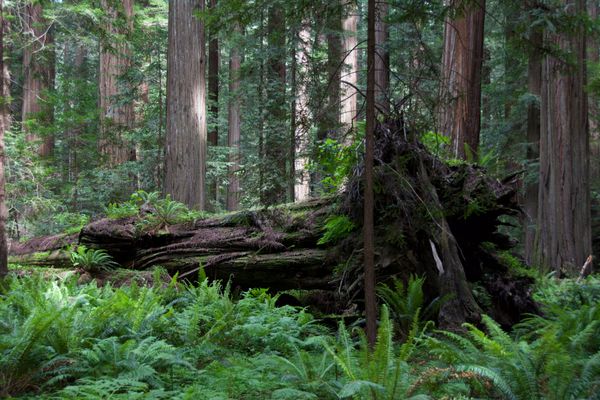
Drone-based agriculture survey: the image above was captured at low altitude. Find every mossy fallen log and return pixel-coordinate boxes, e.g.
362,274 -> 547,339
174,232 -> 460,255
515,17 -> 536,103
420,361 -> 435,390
9,121 -> 538,329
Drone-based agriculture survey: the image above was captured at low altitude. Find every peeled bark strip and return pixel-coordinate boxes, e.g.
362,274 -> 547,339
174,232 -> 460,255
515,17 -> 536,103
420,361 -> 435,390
164,0 -> 207,209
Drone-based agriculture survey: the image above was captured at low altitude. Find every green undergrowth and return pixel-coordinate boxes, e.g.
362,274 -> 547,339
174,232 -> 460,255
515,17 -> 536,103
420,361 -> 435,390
0,270 -> 599,399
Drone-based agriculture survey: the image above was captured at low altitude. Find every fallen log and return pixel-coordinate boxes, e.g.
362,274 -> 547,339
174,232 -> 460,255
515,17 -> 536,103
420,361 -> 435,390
9,121 -> 539,328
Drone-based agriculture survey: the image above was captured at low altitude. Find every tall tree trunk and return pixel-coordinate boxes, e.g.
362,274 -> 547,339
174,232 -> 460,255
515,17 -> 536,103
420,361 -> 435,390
294,23 -> 311,202
263,7 -> 287,205
207,0 -> 219,209
68,43 -> 87,209
164,0 -> 207,210
323,2 -> 341,140
0,0 -> 9,278
227,25 -> 241,211
537,0 -> 591,274
99,0 -> 136,166
374,0 -> 389,115
364,0 -> 377,347
524,26 -> 542,267
22,1 -> 54,157
438,0 -> 486,159
588,0 -> 600,180
340,3 -> 359,144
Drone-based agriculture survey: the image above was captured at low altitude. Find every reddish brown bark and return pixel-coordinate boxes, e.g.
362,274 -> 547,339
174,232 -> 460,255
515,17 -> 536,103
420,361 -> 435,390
263,7 -> 287,205
438,0 -> 486,159
524,27 -> 542,267
22,1 -> 54,157
227,25 -> 241,211
374,0 -> 389,115
340,4 -> 359,144
164,0 -> 207,209
537,0 -> 591,274
364,0 -> 377,347
207,0 -> 219,208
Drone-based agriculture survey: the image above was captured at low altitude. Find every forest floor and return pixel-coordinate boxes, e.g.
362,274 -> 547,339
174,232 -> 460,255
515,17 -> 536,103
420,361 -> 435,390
1,265 -> 599,399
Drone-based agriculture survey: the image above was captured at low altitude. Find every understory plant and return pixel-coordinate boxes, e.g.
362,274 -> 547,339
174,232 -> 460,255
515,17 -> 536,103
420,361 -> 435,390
70,245 -> 119,272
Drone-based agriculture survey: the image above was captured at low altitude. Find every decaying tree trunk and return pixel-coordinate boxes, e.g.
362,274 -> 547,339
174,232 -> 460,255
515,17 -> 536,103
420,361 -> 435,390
10,121 -> 536,329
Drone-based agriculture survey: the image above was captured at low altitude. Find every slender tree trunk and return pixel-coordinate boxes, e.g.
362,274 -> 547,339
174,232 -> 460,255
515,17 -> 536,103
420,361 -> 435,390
263,7 -> 287,205
364,0 -> 377,347
22,1 -> 54,157
68,44 -> 87,209
99,0 -> 136,166
164,0 -> 207,209
537,0 -> 591,274
227,25 -> 241,211
294,23 -> 311,202
374,0 -> 389,115
438,0 -> 486,159
524,27 -> 542,266
340,3 -> 359,144
207,0 -> 219,209
0,0 -> 9,278
323,2 -> 341,140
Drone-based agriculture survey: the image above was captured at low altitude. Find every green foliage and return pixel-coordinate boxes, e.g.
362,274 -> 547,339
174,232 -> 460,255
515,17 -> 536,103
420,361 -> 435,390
310,138 -> 359,195
376,275 -> 445,338
317,214 -> 356,245
69,245 -> 119,272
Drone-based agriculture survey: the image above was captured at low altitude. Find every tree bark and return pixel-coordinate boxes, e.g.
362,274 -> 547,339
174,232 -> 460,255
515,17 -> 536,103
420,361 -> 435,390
438,0 -> 486,159
99,0 -> 136,167
263,7 -> 287,205
0,0 -> 9,278
364,0 -> 378,347
227,24 -> 241,211
22,1 -> 54,157
524,20 -> 542,266
588,0 -> 600,180
164,0 -> 207,210
322,1 -> 342,141
537,0 -> 591,274
294,23 -> 311,202
207,0 -> 219,209
374,0 -> 389,115
340,3 -> 359,144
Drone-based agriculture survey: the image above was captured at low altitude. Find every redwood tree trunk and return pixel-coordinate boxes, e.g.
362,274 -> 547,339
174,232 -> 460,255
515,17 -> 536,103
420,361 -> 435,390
537,0 -> 591,274
374,0 -> 389,115
227,25 -> 241,211
263,7 -> 287,205
22,1 -> 54,157
164,0 -> 207,210
99,0 -> 136,166
364,0 -> 378,347
524,20 -> 542,267
0,0 -> 9,278
294,23 -> 311,202
340,4 -> 359,144
207,0 -> 219,209
588,0 -> 600,180
438,0 -> 486,159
